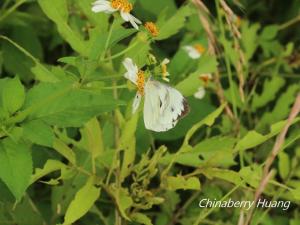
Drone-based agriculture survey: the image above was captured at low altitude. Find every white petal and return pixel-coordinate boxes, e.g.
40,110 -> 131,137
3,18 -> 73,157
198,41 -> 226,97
162,58 -> 170,65
194,87 -> 206,99
91,0 -> 116,13
162,77 -> 170,82
123,58 -> 138,84
120,12 -> 141,30
183,46 -> 201,59
132,92 -> 142,114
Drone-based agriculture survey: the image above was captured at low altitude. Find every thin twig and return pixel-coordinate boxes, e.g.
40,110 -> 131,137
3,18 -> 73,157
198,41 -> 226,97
191,0 -> 235,120
243,93 -> 300,225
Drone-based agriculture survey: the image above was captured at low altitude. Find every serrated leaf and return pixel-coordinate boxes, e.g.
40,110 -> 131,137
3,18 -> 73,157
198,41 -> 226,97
63,179 -> 100,225
2,77 -> 25,114
241,22 -> 260,60
251,76 -> 285,110
235,117 -> 300,152
38,0 -> 88,56
201,168 -> 242,185
161,136 -> 236,167
257,84 -> 300,129
24,82 -> 121,127
0,138 -> 32,200
22,120 -> 54,147
166,176 -> 200,190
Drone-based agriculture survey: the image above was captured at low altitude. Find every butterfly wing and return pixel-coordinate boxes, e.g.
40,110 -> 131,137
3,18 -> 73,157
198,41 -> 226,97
143,80 -> 189,132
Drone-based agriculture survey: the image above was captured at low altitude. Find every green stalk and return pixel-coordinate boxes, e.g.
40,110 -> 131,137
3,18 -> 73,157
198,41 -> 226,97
0,0 -> 27,23
215,0 -> 238,118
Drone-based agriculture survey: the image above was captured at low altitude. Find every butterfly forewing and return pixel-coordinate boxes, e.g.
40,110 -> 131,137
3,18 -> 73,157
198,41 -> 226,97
143,80 -> 190,132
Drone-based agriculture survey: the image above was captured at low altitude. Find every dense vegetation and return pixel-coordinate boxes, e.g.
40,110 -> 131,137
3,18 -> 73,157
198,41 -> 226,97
0,0 -> 300,224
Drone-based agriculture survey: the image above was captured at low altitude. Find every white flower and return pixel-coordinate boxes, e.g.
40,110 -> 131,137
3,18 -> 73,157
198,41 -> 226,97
92,0 -> 142,30
122,58 -> 144,113
183,44 -> 206,59
194,86 -> 206,99
161,58 -> 170,82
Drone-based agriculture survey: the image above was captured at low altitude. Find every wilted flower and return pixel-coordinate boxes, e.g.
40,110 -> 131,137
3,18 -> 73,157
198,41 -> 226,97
199,73 -> 212,86
194,86 -> 206,99
92,0 -> 141,30
144,22 -> 159,37
183,44 -> 206,59
161,58 -> 170,82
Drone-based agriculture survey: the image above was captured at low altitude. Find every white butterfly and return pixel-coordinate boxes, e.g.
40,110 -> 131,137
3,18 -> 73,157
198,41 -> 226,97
123,58 -> 189,132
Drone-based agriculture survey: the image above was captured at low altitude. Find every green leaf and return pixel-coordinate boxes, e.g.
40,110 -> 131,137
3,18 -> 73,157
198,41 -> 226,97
251,76 -> 285,110
165,175 -> 200,190
131,212 -> 153,225
257,84 -> 300,129
125,33 -> 150,67
156,5 -> 192,40
2,77 -> 25,114
260,25 -> 279,40
24,82 -> 121,127
63,179 -> 101,225
53,138 -> 76,165
161,136 -> 236,167
182,104 -> 225,146
235,117 -> 300,152
31,159 -> 68,184
201,168 -> 242,185
111,187 -> 133,220
137,0 -> 177,17
38,0 -> 88,56
22,120 -> 54,147
176,55 -> 218,96
241,22 -> 260,60
0,138 -> 32,200
120,113 -> 139,181
279,152 -> 290,180
80,117 -> 104,158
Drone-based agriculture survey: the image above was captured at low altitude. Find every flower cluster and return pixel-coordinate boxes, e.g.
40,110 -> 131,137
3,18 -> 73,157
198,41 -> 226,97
92,0 -> 159,34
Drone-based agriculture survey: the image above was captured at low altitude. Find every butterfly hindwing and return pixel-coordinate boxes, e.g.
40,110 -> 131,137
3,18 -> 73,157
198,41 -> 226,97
143,80 -> 189,132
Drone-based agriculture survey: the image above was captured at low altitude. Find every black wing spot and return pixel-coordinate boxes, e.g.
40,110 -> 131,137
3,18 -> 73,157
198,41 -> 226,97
171,107 -> 174,112
159,99 -> 162,108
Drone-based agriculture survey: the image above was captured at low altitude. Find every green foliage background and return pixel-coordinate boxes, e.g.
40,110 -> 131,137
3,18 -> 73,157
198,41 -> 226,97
0,0 -> 300,224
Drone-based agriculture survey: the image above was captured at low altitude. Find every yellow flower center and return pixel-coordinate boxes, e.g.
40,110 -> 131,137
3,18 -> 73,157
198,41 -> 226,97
137,70 -> 145,95
111,0 -> 133,13
144,22 -> 159,37
194,44 -> 205,54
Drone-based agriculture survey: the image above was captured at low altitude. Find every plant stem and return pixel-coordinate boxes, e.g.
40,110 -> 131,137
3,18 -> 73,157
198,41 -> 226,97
279,14 -> 300,30
215,0 -> 238,118
102,41 -> 139,61
0,0 -> 27,23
